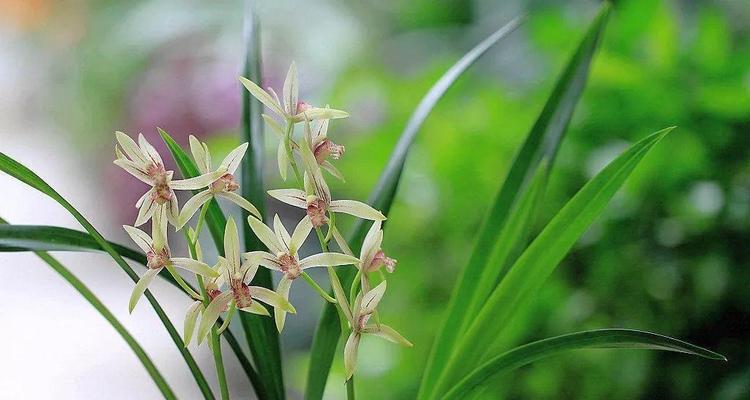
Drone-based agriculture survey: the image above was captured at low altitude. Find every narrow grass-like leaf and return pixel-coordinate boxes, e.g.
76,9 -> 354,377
160,128 -> 277,400
418,5 -> 611,398
0,223 -> 261,390
0,218 -> 176,399
468,161 -> 548,313
443,329 -> 726,399
304,16 -> 523,400
433,127 -> 675,395
0,225 -> 145,262
239,6 -> 285,400
368,15 -> 523,214
0,153 -> 213,399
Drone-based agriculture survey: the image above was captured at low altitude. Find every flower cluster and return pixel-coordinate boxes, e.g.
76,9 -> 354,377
114,62 -> 410,380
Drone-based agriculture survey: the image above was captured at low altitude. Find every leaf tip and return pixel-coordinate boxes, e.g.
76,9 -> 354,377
703,350 -> 728,362
157,127 -> 171,142
656,126 -> 678,141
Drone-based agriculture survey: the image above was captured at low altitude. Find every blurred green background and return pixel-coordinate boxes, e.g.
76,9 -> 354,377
1,0 -> 748,398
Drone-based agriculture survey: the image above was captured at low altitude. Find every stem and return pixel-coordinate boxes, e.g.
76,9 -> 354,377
347,377 -> 356,400
327,265 -> 351,332
188,208 -> 230,400
284,120 -> 360,391
301,271 -> 337,303
194,202 -> 210,240
324,212 -> 336,243
315,226 -> 329,250
210,328 -> 229,400
349,269 -> 361,308
165,264 -> 202,300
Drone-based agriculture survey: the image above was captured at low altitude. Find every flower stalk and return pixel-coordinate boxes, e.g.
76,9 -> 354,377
186,210 -> 230,400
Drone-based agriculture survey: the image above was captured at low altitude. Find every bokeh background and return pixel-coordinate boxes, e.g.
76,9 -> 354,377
1,0 -> 748,398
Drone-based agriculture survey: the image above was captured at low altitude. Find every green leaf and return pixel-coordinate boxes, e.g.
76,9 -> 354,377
367,15 -> 524,215
0,223 -> 261,390
471,160 -> 548,307
304,16 -> 523,400
0,224 -> 145,262
239,6 -> 285,400
442,328 -> 726,399
0,153 -> 213,399
433,127 -> 675,395
0,218 -> 176,399
418,4 -> 611,398
159,127 -> 279,400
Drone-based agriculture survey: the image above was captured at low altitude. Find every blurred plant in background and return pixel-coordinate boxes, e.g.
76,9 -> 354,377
0,0 -> 748,399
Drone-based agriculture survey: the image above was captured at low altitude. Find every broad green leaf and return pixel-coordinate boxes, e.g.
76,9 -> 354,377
443,329 -> 726,399
239,6 -> 285,400
0,154 -> 213,399
0,223 -> 261,389
0,218 -> 176,399
159,128 -> 278,400
418,4 -> 611,398
304,16 -> 524,400
433,127 -> 675,395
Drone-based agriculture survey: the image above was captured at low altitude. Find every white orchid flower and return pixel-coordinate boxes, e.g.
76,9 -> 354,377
114,131 -> 225,226
263,112 -> 345,181
182,238 -> 228,346
176,136 -> 262,228
197,218 -> 296,342
244,214 -> 358,332
342,281 -> 412,380
357,220 -> 397,274
268,132 -> 385,228
304,115 -> 345,180
239,62 -> 349,124
123,209 -> 219,313
184,267 -> 234,346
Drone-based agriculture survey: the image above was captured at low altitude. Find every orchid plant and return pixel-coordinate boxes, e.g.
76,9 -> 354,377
117,59 -> 413,397
0,3 -> 727,400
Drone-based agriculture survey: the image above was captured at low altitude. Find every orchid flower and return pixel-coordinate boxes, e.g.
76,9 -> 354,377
239,62 -> 348,124
197,218 -> 296,342
244,214 -> 358,331
303,115 -> 345,180
114,131 -> 225,226
356,220 -> 397,274
268,133 -> 385,228
176,136 -> 262,228
123,208 -> 219,313
341,281 -> 412,380
183,238 -> 227,346
262,113 -> 345,181
183,262 -> 236,346
334,219 -> 397,293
